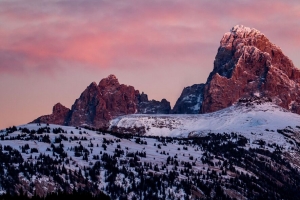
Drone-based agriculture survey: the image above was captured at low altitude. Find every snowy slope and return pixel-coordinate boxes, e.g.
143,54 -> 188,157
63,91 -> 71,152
110,101 -> 300,148
1,123 -> 204,167
0,124 -> 246,199
1,120 -> 300,199
0,124 -> 215,198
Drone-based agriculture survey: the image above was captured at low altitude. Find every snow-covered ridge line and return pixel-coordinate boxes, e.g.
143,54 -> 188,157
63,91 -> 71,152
110,101 -> 300,148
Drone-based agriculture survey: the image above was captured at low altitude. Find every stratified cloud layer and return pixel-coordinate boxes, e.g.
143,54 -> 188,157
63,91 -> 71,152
1,0 -> 299,74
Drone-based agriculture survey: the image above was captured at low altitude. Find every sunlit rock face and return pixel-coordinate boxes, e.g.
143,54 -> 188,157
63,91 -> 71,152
32,75 -> 171,128
201,25 -> 300,114
32,103 -> 70,125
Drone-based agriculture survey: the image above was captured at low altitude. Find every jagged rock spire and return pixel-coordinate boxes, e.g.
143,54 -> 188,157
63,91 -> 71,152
201,25 -> 300,114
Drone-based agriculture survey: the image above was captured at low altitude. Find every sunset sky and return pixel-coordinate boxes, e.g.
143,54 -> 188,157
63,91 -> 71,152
1,0 -> 300,129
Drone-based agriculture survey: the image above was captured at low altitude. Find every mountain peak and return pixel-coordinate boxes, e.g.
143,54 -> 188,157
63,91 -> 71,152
99,74 -> 120,88
88,82 -> 98,88
219,25 -> 268,55
107,74 -> 118,80
202,25 -> 300,114
230,25 -> 261,37
53,103 -> 69,113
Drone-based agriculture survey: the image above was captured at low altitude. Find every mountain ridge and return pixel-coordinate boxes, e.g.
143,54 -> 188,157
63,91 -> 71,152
32,25 -> 300,127
32,75 -> 171,128
110,96 -> 300,146
2,109 -> 300,199
173,25 -> 300,114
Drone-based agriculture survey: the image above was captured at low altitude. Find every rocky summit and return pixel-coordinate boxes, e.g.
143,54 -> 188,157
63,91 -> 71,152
67,75 -> 138,128
32,75 -> 171,128
200,25 -> 300,114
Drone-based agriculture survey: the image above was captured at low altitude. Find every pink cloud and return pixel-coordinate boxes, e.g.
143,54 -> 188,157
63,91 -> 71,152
0,0 -> 299,76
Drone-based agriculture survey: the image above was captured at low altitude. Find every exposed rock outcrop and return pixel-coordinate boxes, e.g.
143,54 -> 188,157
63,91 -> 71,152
31,75 -> 170,128
136,92 -> 171,114
201,25 -> 300,114
33,103 -> 70,125
32,25 -> 300,127
67,75 -> 138,128
172,84 -> 205,114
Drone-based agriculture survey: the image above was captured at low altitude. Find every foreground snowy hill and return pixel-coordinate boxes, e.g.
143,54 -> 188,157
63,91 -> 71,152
110,98 -> 300,149
1,111 -> 300,199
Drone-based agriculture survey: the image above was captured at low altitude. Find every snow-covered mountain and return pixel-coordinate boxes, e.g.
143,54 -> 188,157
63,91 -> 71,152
110,97 -> 300,148
1,115 -> 300,199
2,25 -> 300,199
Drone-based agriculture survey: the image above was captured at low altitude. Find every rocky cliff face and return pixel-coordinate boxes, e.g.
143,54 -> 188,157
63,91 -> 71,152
201,25 -> 300,114
67,75 -> 138,128
33,103 -> 70,125
31,75 -> 171,128
136,92 -> 171,114
32,25 -> 300,126
172,84 -> 205,114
